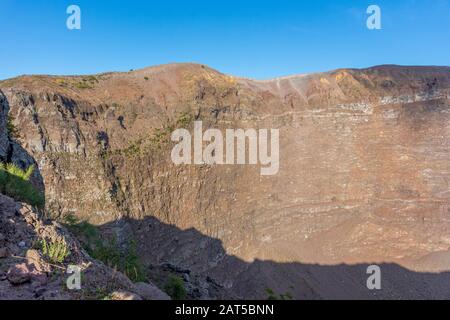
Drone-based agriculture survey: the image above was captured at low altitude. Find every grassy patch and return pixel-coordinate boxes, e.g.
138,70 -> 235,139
85,76 -> 99,83
73,76 -> 99,89
265,288 -> 293,300
175,112 -> 193,127
164,275 -> 187,300
0,163 -> 44,208
74,81 -> 93,89
55,78 -> 68,87
114,112 -> 194,157
120,139 -> 143,157
53,76 -> 100,89
2,163 -> 34,180
92,238 -> 146,283
64,215 -> 147,282
7,114 -> 21,140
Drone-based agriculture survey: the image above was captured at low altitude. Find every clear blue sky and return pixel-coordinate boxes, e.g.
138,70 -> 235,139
1,0 -> 450,80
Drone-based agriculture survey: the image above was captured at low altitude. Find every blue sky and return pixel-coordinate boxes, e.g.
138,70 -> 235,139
1,0 -> 450,80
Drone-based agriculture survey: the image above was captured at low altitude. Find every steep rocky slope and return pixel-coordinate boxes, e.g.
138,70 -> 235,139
1,64 -> 450,299
0,193 -> 169,300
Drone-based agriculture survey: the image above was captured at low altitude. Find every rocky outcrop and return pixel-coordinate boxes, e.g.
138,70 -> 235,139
1,64 -> 450,299
0,90 -> 44,190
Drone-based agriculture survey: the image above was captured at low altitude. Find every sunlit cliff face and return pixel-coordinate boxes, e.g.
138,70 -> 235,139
2,64 -> 450,298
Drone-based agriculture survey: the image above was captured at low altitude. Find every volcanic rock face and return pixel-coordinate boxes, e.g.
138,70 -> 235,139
1,64 -> 450,299
0,91 -> 43,188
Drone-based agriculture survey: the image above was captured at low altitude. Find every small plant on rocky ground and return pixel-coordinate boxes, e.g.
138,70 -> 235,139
101,294 -> 113,300
39,238 -> 70,264
0,163 -> 44,208
175,112 -> 192,127
123,240 -> 147,282
148,112 -> 193,150
164,275 -> 187,300
265,288 -> 293,300
7,114 -> 21,140
63,214 -> 147,282
91,238 -> 147,283
1,163 -> 34,180
80,285 -> 114,300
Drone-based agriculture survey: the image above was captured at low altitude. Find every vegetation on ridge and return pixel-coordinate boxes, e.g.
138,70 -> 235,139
106,111 -> 193,158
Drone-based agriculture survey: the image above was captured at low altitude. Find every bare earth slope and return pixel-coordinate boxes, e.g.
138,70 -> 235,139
1,64 -> 450,299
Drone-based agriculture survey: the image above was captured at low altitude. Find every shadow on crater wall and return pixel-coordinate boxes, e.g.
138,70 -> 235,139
98,215 -> 450,300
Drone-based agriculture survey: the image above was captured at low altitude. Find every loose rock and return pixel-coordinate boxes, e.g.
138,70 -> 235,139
7,264 -> 31,285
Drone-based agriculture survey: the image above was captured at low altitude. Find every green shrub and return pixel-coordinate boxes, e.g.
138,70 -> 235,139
7,114 -> 21,139
1,163 -> 34,180
39,238 -> 70,264
164,275 -> 187,300
74,81 -> 93,89
64,215 -> 147,282
265,288 -> 277,300
93,239 -> 147,282
121,140 -> 142,157
85,76 -> 99,83
55,78 -> 67,87
265,288 -> 293,300
176,112 -> 192,127
122,240 -> 146,282
0,163 -> 44,208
